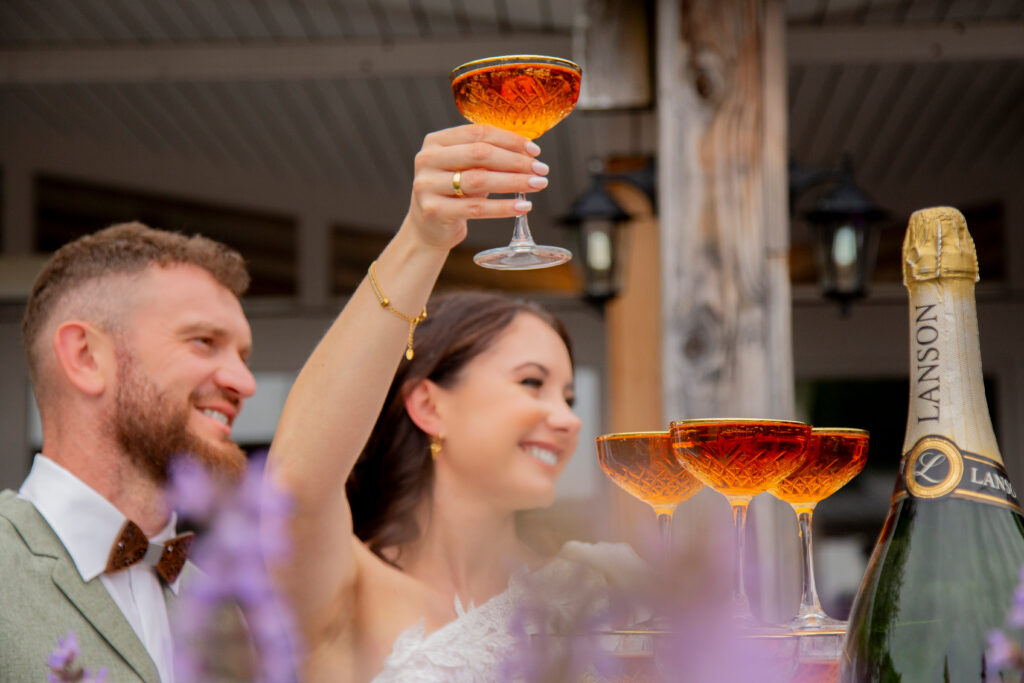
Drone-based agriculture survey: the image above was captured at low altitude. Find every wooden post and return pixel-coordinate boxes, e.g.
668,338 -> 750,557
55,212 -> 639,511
606,181 -> 662,435
656,0 -> 797,621
603,181 -> 667,548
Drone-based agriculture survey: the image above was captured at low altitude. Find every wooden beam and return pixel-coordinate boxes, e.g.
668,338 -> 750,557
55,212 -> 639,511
2,21 -> 1020,85
658,0 -> 795,421
0,34 -> 571,84
788,22 -> 1024,64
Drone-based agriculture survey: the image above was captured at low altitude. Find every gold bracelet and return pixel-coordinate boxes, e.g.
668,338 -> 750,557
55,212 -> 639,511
367,260 -> 428,360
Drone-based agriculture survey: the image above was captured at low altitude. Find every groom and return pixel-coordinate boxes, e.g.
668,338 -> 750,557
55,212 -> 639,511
0,222 -> 256,681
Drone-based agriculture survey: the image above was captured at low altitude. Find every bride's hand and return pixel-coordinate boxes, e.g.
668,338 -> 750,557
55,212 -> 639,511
401,123 -> 550,252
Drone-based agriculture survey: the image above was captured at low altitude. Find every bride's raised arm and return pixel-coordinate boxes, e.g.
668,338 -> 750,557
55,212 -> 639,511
265,124 -> 549,635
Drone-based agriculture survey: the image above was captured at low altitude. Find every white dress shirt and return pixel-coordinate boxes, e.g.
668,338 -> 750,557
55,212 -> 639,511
20,454 -> 180,683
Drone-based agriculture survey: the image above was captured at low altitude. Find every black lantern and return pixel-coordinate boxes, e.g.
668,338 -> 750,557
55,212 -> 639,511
796,160 -> 886,315
563,173 -> 631,302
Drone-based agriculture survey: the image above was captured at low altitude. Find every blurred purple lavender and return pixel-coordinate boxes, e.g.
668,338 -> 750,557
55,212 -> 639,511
47,631 -> 108,683
987,629 -> 1022,671
501,563 -> 635,682
168,452 -> 300,682
165,456 -> 218,520
498,521 -> 794,683
1010,565 -> 1024,630
986,564 -> 1024,678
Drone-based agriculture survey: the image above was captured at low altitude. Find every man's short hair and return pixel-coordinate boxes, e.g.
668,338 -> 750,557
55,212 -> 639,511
21,221 -> 250,385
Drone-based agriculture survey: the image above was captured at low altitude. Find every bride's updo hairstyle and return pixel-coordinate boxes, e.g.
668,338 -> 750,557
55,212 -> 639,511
346,290 -> 573,565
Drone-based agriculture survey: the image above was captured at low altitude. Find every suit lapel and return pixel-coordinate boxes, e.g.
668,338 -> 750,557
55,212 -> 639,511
2,493 -> 159,682
51,559 -> 159,682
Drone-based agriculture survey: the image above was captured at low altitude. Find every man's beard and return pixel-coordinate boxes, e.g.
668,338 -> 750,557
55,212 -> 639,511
112,347 -> 247,485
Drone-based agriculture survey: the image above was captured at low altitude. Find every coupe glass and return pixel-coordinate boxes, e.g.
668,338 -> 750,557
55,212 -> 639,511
596,431 -> 704,551
597,430 -> 704,635
450,54 -> 581,270
768,427 -> 869,634
670,418 -> 811,626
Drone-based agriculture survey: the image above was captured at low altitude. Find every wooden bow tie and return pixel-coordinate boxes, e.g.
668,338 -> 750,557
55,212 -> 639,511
105,519 -> 194,585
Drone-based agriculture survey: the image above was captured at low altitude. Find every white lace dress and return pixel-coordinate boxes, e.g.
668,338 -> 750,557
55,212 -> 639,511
370,541 -> 650,682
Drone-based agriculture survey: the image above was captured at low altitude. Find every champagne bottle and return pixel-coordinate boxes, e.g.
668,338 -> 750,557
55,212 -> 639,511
840,206 -> 1024,682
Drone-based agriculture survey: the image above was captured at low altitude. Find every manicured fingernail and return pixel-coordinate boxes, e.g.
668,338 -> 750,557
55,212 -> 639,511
531,160 -> 549,175
526,141 -> 541,155
528,176 -> 549,189
514,200 -> 533,212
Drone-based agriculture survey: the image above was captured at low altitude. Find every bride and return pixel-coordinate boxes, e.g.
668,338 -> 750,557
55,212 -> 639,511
266,124 -> 643,682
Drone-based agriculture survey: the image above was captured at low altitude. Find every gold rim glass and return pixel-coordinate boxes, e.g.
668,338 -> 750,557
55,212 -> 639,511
670,418 -> 812,625
450,54 -> 581,270
768,427 -> 869,634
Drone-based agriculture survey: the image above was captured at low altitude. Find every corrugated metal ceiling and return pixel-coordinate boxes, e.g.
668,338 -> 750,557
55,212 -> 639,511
0,0 -> 1021,293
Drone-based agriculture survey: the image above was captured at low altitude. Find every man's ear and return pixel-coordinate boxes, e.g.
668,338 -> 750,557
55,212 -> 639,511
52,321 -> 113,397
403,378 -> 445,437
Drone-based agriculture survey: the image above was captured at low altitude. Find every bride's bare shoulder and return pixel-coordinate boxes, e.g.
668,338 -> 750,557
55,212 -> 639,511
298,541 -> 442,681
350,540 -> 452,653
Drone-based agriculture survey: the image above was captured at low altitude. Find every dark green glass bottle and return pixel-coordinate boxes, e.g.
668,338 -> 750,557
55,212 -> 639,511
840,207 -> 1024,682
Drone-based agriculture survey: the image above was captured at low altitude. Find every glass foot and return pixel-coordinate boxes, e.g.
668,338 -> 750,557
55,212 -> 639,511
784,613 -> 847,636
473,244 -> 571,270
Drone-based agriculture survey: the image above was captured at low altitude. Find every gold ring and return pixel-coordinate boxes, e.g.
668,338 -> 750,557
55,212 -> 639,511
452,171 -> 465,197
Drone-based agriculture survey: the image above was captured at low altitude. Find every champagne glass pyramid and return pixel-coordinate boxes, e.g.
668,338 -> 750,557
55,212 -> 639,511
450,55 -> 581,270
769,428 -> 869,634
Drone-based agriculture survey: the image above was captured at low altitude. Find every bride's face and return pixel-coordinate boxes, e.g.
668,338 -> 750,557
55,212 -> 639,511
432,312 -> 581,510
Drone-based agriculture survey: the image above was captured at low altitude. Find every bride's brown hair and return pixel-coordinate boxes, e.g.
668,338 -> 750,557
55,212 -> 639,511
346,290 -> 573,565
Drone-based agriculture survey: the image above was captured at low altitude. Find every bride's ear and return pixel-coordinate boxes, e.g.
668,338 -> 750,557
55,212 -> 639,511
403,378 -> 445,436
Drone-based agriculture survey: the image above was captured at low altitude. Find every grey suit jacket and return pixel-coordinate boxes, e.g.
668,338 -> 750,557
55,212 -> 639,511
0,489 -> 197,682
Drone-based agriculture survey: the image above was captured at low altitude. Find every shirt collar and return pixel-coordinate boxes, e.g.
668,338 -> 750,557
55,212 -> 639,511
19,454 -> 179,587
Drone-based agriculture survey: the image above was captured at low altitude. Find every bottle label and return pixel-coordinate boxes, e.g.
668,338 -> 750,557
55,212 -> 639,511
893,435 -> 1023,516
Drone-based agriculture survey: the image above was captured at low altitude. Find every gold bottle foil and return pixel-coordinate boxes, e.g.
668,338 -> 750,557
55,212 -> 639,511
902,206 -> 980,284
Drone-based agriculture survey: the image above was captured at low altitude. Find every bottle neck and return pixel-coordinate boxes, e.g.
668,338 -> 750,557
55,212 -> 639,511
904,278 -> 1000,462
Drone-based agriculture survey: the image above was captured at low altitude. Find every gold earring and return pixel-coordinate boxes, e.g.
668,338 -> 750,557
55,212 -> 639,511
429,434 -> 444,460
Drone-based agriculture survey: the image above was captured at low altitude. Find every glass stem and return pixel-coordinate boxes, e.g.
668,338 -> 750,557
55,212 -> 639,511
731,502 -> 751,613
655,511 -> 673,555
509,192 -> 537,248
796,507 -> 826,618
